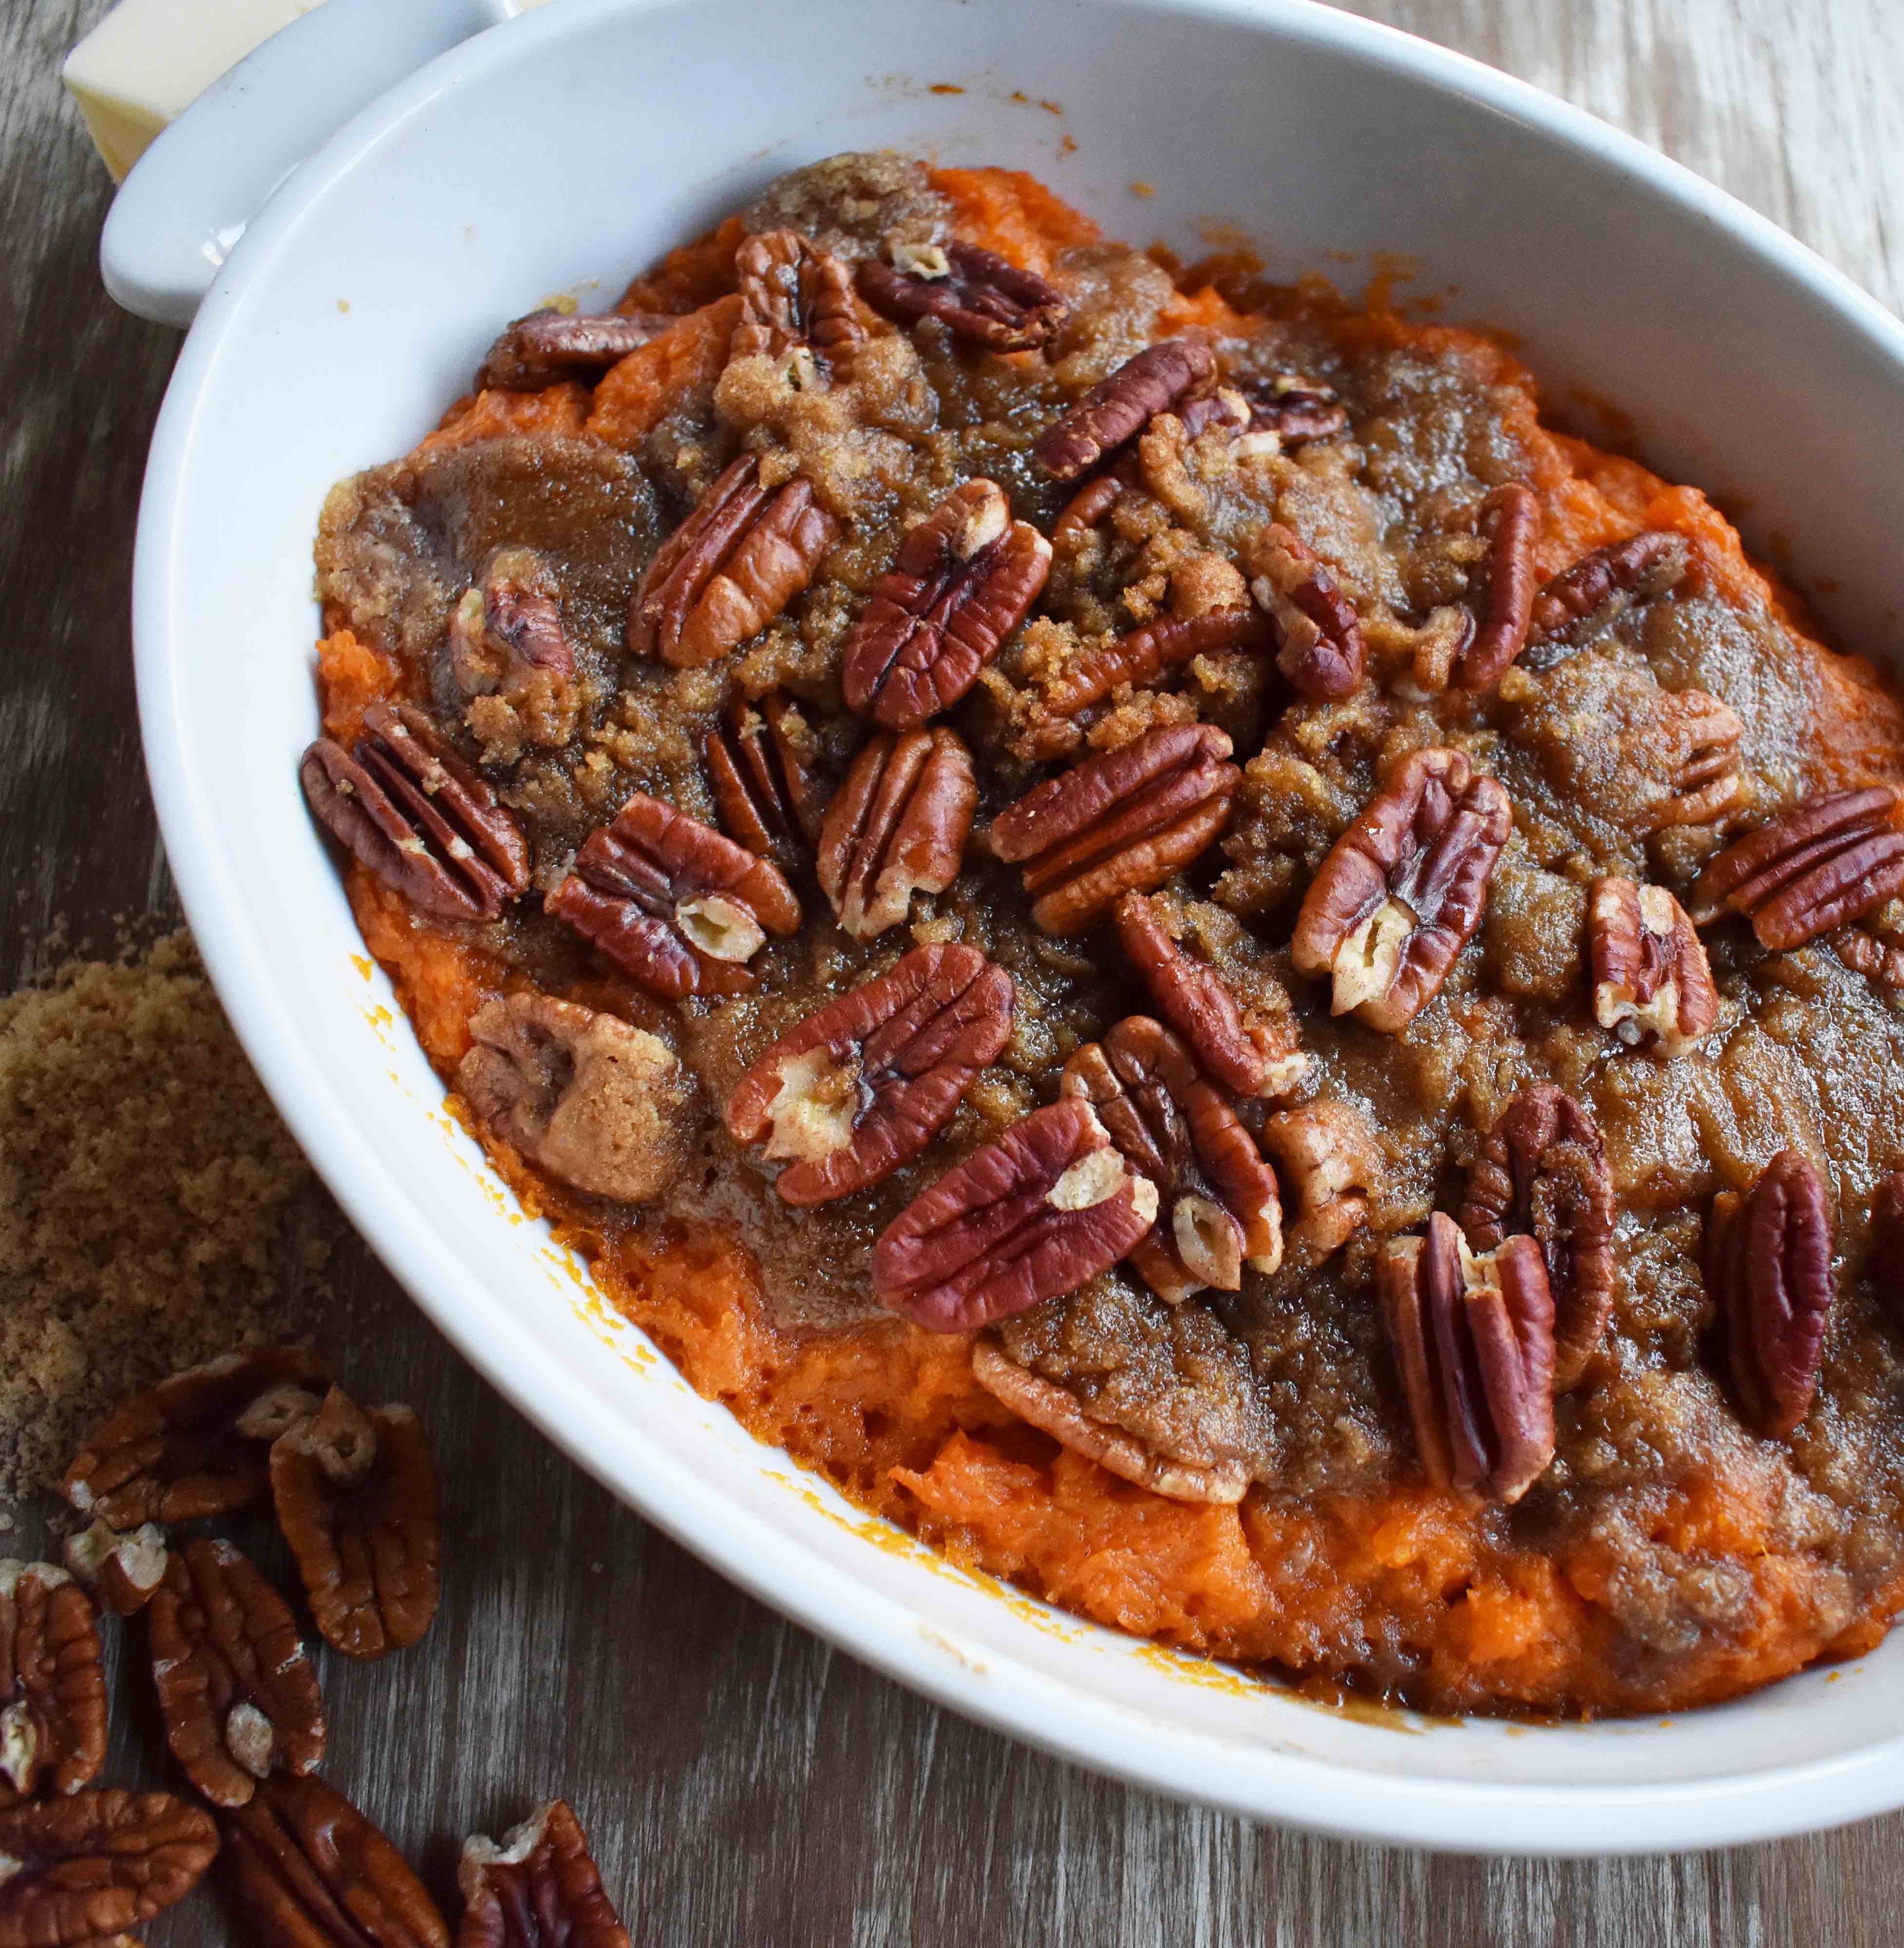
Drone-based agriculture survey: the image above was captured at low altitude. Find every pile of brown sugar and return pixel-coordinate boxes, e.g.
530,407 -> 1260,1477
0,931 -> 328,1507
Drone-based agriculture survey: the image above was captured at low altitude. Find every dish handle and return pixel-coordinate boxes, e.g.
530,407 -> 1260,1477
99,0 -> 525,328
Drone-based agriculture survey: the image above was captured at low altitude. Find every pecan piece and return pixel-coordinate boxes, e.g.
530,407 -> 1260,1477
871,1099 -> 1160,1330
1060,1017 -> 1281,1304
857,239 -> 1068,351
731,228 -> 865,382
0,1565 -> 104,1808
1646,688 -> 1745,830
841,480 -> 1052,728
1032,338 -> 1217,481
62,1523 -> 168,1619
1051,464 -> 1136,541
474,309 -> 674,392
1247,524 -> 1365,699
1241,377 -> 1348,444
1259,1101 -> 1379,1269
726,944 -> 1012,1206
1291,747 -> 1512,1032
1529,529 -> 1687,642
460,992 -> 693,1203
1693,787 -> 1904,949
147,1539 -> 323,1809
703,692 -> 825,863
447,553 -> 573,700
548,793 -> 801,998
301,705 -> 530,923
64,1346 -> 332,1528
990,723 -> 1240,935
1454,483 -> 1540,690
222,1774 -> 449,1948
271,1393 -> 441,1660
0,1790 -> 216,1947
1589,877 -> 1719,1055
816,728 -> 976,940
1869,1171 -> 1904,1329
628,455 -> 840,668
456,1799 -> 628,1948
1708,1150 -> 1834,1439
1378,1213 -> 1557,1504
1460,1085 -> 1615,1392
970,1343 -> 1249,1505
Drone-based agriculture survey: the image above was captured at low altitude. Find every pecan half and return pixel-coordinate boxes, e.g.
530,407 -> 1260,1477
459,992 -> 693,1203
222,1774 -> 449,1948
1377,1213 -> 1558,1504
548,793 -> 801,998
857,239 -> 1068,351
1115,892 -> 1305,1100
1460,1085 -> 1615,1393
1248,525 -> 1365,700
0,1565 -> 104,1808
1241,377 -> 1348,445
816,728 -> 976,940
0,1790 -> 216,1947
62,1522 -> 168,1619
1060,1017 -> 1281,1303
841,480 -> 1052,728
1529,529 -> 1687,642
871,1099 -> 1160,1330
456,1799 -> 628,1948
726,944 -> 1013,1206
1589,877 -> 1719,1055
1032,338 -> 1217,481
703,691 -> 825,863
147,1539 -> 323,1810
731,229 -> 865,383
1708,1150 -> 1834,1439
1259,1101 -> 1379,1270
65,1346 -> 332,1529
474,309 -> 674,392
970,1343 -> 1249,1505
628,455 -> 840,668
301,705 -> 531,923
990,723 -> 1240,935
1454,484 -> 1540,690
1694,787 -> 1904,949
271,1394 -> 441,1660
1291,747 -> 1512,1031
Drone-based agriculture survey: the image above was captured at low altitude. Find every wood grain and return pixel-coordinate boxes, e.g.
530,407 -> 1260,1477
2,0 -> 1901,1941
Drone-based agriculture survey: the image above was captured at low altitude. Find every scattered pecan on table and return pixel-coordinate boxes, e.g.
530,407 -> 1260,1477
1528,529 -> 1687,644
0,1790 -> 216,1947
841,479 -> 1052,728
990,723 -> 1241,935
457,1798 -> 629,1948
1291,746 -> 1512,1032
270,1388 -> 442,1660
1694,786 -> 1904,948
857,238 -> 1069,351
816,727 -> 976,941
1115,891 -> 1307,1100
1708,1149 -> 1835,1439
628,453 -> 841,668
970,1344 -> 1250,1505
473,308 -> 674,393
1377,1211 -> 1558,1505
64,1346 -> 332,1529
0,1562 -> 105,1808
1259,1101 -> 1380,1271
1460,1086 -> 1616,1393
703,691 -> 827,865
147,1538 -> 324,1810
726,943 -> 1013,1206
1032,337 -> 1217,481
872,1098 -> 1159,1330
1589,877 -> 1720,1056
301,705 -> 531,923
548,792 -> 802,998
730,228 -> 866,382
1247,524 -> 1366,700
62,1521 -> 168,1618
1453,483 -> 1541,691
460,992 -> 695,1203
221,1773 -> 450,1948
1060,1016 -> 1282,1304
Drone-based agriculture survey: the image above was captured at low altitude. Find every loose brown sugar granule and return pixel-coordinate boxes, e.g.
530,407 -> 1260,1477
0,931 -> 326,1503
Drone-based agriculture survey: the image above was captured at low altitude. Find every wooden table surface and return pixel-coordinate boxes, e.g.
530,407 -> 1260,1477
6,0 -> 1903,1940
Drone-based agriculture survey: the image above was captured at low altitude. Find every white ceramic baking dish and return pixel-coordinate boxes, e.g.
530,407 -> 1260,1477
113,0 -> 1904,1853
